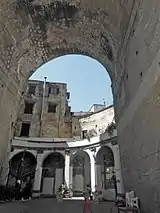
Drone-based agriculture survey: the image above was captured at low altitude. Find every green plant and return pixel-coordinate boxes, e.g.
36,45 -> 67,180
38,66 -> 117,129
105,122 -> 116,136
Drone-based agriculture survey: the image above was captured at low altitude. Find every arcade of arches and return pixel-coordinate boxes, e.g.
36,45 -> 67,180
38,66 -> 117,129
8,143 -> 120,201
1,1 -> 160,212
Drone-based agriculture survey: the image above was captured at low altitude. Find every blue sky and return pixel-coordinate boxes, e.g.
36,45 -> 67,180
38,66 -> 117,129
30,55 -> 113,112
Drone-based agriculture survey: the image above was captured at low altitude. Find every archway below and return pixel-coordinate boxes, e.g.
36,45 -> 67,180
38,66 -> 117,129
70,150 -> 91,197
7,151 -> 37,199
41,152 -> 65,196
96,146 -> 116,201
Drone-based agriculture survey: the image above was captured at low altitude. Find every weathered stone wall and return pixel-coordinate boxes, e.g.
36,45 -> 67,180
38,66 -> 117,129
78,106 -> 114,137
16,80 -> 74,138
71,116 -> 81,138
40,82 -> 73,138
115,1 -> 160,212
119,78 -> 160,213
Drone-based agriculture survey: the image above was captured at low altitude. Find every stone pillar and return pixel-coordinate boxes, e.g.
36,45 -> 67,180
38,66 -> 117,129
65,150 -> 70,188
32,154 -> 43,197
112,145 -> 124,194
90,156 -> 96,193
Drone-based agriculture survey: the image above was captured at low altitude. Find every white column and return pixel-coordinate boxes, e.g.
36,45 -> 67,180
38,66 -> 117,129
65,151 -> 70,188
90,155 -> 96,193
112,145 -> 124,194
33,154 -> 43,197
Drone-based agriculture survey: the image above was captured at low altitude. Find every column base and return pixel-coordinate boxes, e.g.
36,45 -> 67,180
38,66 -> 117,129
32,190 -> 41,198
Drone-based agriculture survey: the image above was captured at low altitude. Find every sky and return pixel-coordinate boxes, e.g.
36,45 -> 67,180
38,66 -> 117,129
30,55 -> 113,112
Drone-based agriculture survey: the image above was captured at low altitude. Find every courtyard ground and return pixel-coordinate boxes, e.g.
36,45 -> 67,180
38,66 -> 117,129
0,198 -> 118,213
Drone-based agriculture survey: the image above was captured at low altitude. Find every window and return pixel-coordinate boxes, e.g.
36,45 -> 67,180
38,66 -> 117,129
48,86 -> 60,95
48,103 -> 57,113
20,123 -> 30,137
56,87 -> 60,95
28,85 -> 36,95
82,130 -> 87,139
48,87 -> 52,95
24,102 -> 34,114
67,92 -> 70,99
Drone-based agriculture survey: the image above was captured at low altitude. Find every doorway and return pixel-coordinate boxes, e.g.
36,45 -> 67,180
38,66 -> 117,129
41,152 -> 64,196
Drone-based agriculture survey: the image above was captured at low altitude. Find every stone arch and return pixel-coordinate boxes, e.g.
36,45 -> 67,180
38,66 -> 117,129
70,150 -> 91,196
9,149 -> 37,161
0,0 -> 134,85
96,146 -> 115,167
41,151 -> 65,167
41,152 -> 65,196
7,151 -> 37,191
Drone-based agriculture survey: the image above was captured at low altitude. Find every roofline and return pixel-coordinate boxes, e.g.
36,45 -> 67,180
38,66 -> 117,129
28,79 -> 67,85
73,104 -> 114,118
88,104 -> 105,112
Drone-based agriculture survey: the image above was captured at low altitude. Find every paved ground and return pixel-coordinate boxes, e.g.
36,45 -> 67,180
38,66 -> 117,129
0,198 -> 118,213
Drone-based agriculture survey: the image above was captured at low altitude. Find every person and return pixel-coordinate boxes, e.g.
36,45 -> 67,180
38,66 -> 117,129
86,184 -> 92,200
22,181 -> 32,200
15,179 -> 21,200
94,186 -> 99,204
111,174 -> 118,202
56,187 -> 63,203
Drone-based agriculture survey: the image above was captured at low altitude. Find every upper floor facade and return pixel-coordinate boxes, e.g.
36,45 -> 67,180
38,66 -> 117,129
15,80 -> 115,140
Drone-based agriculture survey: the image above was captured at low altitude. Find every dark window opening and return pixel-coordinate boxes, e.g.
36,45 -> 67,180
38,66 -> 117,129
24,102 -> 34,114
20,123 -> 30,137
48,103 -> 57,113
82,130 -> 87,139
67,92 -> 70,99
56,88 -> 60,95
28,85 -> 36,95
48,87 -> 52,95
48,86 -> 59,95
75,126 -> 77,129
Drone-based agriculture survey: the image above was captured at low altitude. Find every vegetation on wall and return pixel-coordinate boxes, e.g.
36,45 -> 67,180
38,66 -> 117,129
105,122 -> 116,136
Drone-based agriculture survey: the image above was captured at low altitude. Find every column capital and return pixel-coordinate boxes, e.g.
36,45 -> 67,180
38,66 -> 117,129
65,149 -> 71,155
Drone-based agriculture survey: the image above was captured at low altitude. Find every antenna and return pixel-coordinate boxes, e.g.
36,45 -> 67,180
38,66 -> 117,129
103,99 -> 106,106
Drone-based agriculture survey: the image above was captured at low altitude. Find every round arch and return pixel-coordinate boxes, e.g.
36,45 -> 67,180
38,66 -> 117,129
96,146 -> 116,199
0,0 -> 132,88
8,151 -> 37,192
70,150 -> 91,196
41,151 -> 65,167
41,152 -> 65,196
9,149 -> 37,161
96,146 -> 114,166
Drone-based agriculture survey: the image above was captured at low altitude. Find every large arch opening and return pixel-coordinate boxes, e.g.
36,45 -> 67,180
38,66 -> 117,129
13,54 -> 115,140
70,150 -> 91,197
30,54 -> 113,112
41,152 -> 65,196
